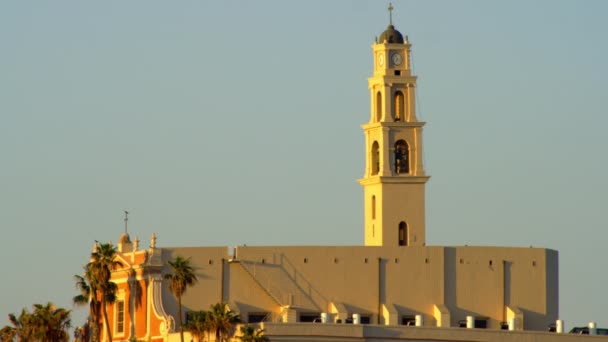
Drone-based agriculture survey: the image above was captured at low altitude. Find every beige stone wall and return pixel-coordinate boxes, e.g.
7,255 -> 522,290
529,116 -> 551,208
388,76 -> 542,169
227,262 -> 282,317
382,246 -> 444,322
363,183 -> 384,246
360,178 -> 427,247
161,247 -> 227,317
166,245 -> 557,331
378,183 -> 426,246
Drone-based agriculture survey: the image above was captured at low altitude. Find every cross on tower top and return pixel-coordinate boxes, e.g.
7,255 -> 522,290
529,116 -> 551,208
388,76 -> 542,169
388,3 -> 394,25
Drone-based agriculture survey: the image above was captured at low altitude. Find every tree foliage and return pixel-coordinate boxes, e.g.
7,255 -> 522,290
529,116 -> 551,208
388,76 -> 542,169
73,265 -> 101,342
2,303 -> 71,342
236,325 -> 269,342
164,256 -> 198,342
184,310 -> 209,341
208,303 -> 241,342
87,242 -> 122,342
184,304 -> 242,342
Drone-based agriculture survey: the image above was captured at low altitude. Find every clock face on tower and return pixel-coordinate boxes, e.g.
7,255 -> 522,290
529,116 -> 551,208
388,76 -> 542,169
391,52 -> 403,66
378,54 -> 385,67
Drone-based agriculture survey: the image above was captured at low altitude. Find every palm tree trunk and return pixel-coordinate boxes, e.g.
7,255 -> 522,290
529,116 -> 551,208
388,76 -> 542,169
178,295 -> 184,342
102,298 -> 112,342
90,301 -> 100,342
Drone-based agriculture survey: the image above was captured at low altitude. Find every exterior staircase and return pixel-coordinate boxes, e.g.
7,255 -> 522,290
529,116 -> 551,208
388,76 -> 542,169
238,259 -> 321,311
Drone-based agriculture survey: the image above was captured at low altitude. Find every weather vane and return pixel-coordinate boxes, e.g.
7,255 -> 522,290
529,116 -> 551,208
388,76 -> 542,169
124,210 -> 129,234
388,3 -> 394,26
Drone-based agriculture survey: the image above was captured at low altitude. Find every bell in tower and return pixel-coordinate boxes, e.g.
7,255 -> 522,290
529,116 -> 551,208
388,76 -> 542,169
359,4 -> 430,247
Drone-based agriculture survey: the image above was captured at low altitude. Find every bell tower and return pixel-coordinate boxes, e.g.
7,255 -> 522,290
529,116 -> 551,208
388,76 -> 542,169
359,4 -> 429,247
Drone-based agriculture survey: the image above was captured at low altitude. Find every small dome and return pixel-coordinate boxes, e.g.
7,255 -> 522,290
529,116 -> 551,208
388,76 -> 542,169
119,232 -> 131,244
379,25 -> 404,44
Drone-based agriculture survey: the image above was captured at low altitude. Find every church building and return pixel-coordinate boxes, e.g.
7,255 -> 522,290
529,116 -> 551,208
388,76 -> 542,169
98,7 -> 560,342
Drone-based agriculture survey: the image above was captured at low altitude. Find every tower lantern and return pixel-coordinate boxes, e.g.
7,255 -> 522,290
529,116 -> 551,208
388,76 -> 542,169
359,5 -> 429,247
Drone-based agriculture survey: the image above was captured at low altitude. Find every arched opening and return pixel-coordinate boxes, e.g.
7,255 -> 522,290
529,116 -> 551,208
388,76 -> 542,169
394,140 -> 409,174
371,195 -> 376,220
375,91 -> 382,122
398,222 -> 408,246
371,141 -> 380,175
394,91 -> 404,121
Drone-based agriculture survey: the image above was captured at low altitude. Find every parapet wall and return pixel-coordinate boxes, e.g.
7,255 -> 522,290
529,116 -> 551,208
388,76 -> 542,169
161,245 -> 557,331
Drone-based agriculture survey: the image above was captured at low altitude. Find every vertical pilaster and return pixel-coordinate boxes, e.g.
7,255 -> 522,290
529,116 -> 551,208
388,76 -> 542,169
415,127 -> 424,175
381,127 -> 391,176
365,131 -> 371,177
384,84 -> 393,122
408,83 -> 416,122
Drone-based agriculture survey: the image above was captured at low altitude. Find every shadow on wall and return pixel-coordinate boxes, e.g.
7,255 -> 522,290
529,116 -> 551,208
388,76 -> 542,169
443,248 -> 487,328
161,249 -> 212,322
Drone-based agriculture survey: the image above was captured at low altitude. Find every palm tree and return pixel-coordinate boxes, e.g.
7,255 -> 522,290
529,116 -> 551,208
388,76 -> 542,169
73,325 -> 89,342
208,303 -> 240,342
164,256 -> 198,342
30,302 -> 71,342
88,242 -> 122,342
4,303 -> 71,342
7,308 -> 33,341
73,266 -> 100,342
184,310 -> 210,342
236,325 -> 269,342
0,326 -> 16,342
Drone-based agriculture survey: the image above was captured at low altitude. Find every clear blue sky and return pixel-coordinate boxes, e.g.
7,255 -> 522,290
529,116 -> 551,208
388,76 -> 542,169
1,0 -> 607,331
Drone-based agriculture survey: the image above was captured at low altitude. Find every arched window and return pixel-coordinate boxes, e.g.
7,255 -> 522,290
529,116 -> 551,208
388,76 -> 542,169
375,91 -> 382,122
394,140 -> 409,174
371,141 -> 380,175
371,195 -> 376,220
394,91 -> 404,121
398,222 -> 408,246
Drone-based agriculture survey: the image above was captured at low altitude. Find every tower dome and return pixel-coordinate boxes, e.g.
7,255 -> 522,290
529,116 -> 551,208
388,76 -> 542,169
379,24 -> 404,44
118,232 -> 133,252
119,232 -> 131,244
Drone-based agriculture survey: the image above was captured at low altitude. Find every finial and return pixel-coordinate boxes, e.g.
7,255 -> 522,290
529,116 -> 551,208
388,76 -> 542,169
134,236 -> 139,251
92,241 -> 98,253
150,233 -> 157,249
124,210 -> 129,234
388,3 -> 394,26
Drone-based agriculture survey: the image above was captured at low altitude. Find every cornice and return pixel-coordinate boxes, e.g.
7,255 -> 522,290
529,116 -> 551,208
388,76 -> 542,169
368,75 -> 417,85
358,175 -> 430,186
361,121 -> 426,130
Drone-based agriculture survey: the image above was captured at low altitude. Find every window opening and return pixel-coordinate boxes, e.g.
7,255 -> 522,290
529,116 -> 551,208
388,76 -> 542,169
394,140 -> 409,174
475,318 -> 488,329
248,313 -> 269,323
401,315 -> 416,326
300,313 -> 321,323
371,196 -> 376,219
398,221 -> 408,246
375,91 -> 382,122
394,91 -> 404,121
371,141 -> 380,175
116,300 -> 125,334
